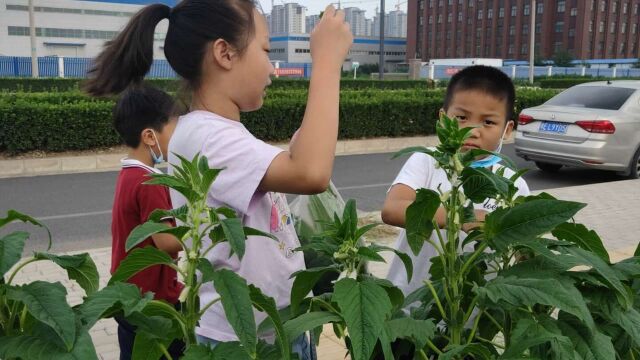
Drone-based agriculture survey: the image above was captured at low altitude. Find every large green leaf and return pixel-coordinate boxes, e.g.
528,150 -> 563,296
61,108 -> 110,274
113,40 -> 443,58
212,269 -> 257,356
485,199 -> 586,251
357,246 -> 386,262
220,218 -> 247,259
148,204 -> 189,224
552,223 -> 610,263
131,332 -> 171,360
587,290 -> 640,347
248,284 -> 290,360
477,274 -> 595,330
0,209 -> 52,249
501,317 -> 577,359
461,166 -> 509,203
0,231 -> 28,277
556,312 -> 616,360
0,330 -> 97,360
332,278 -> 393,360
77,282 -> 153,330
125,221 -> 170,251
405,188 -> 441,256
283,311 -> 342,340
6,281 -> 76,350
243,226 -> 278,241
559,246 -> 631,309
109,246 -> 175,285
197,258 -> 216,283
384,318 -> 436,350
440,343 -> 495,360
145,173 -> 199,202
368,244 -> 413,282
290,266 -> 340,313
34,252 -> 99,295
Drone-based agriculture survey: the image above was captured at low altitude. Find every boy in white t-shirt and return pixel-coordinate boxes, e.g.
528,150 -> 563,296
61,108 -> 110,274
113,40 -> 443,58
382,65 -> 531,295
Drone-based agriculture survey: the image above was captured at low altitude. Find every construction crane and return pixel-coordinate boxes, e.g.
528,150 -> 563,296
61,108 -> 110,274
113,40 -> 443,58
330,0 -> 379,9
395,0 -> 407,10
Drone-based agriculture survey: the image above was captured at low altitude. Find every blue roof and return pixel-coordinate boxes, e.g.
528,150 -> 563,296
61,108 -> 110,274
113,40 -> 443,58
78,0 -> 177,5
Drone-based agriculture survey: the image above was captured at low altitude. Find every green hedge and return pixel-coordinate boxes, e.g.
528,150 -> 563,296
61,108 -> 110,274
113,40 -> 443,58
0,78 -> 434,92
538,77 -> 640,89
0,88 -> 559,154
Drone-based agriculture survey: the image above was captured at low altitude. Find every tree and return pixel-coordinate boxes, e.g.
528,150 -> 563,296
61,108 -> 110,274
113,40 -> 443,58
552,49 -> 575,67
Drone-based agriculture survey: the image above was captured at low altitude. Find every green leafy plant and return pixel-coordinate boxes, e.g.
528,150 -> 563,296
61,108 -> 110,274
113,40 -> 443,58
0,210 -> 101,359
397,112 -> 640,359
100,153 -> 303,359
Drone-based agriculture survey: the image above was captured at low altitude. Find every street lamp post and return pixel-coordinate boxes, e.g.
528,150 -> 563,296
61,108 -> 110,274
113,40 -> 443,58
379,0 -> 385,80
29,0 -> 38,78
529,0 -> 536,84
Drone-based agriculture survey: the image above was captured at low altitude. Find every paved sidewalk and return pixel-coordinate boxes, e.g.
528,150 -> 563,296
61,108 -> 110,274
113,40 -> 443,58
7,179 -> 638,359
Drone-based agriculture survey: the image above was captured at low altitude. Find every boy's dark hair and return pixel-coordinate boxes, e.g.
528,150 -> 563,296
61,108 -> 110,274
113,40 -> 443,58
443,65 -> 516,122
84,0 -> 257,97
114,85 -> 176,148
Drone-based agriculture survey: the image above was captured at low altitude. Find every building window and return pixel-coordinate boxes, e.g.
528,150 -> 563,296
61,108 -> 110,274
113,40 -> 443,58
429,15 -> 433,24
601,1 -> 606,11
537,3 -> 544,14
429,0 -> 434,8
599,21 -> 605,33
509,25 -> 515,35
521,43 -> 528,54
448,13 -> 453,22
589,21 -> 593,32
555,42 -> 563,51
611,22 -> 616,33
478,9 -> 483,19
488,9 -> 493,19
555,21 -> 564,32
636,4 -> 639,14
524,4 -> 530,15
612,1 -> 618,13
511,5 -> 517,16
620,42 -> 626,54
458,12 -> 463,21
469,0 -> 474,7
508,44 -> 514,54
438,14 -> 443,23
569,28 -> 576,37
294,48 -> 310,53
536,23 -> 542,33
570,7 -> 577,16
557,1 -> 565,12
522,24 -> 529,34
499,7 -> 504,17
624,2 -> 628,14
622,22 -> 627,33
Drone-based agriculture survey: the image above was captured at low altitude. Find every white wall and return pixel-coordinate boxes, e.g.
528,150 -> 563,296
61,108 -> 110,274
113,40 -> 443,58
0,0 -> 168,58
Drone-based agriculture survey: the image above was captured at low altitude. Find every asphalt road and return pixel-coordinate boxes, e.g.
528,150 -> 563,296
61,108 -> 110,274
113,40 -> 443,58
0,144 -> 624,254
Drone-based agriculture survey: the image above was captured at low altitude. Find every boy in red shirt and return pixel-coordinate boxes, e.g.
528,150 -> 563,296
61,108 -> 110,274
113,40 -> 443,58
110,85 -> 184,360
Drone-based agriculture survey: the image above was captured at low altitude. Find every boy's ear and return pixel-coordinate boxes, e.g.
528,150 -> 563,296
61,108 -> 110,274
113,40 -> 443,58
504,120 -> 515,139
140,129 -> 156,147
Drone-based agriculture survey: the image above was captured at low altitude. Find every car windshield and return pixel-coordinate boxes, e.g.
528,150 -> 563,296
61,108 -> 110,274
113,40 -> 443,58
545,86 -> 635,110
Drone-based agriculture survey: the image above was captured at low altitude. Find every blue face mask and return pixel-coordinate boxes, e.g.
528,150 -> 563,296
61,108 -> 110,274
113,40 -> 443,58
469,125 -> 509,169
147,130 -> 164,165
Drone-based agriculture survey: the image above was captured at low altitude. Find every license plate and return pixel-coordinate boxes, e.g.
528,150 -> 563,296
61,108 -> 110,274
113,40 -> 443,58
539,121 -> 568,134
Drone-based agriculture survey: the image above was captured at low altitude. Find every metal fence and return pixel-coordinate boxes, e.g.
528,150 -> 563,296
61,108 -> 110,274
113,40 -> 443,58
420,64 -> 640,80
0,56 -> 311,79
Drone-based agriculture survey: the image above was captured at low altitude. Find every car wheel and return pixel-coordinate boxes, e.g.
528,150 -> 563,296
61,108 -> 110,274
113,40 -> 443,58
627,147 -> 640,179
535,161 -> 563,173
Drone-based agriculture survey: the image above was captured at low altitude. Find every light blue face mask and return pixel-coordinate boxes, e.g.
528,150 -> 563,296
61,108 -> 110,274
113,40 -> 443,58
469,125 -> 509,169
147,130 -> 165,165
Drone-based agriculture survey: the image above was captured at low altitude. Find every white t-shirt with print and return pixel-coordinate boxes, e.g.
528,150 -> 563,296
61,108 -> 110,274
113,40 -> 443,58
386,152 -> 530,296
168,111 -> 305,342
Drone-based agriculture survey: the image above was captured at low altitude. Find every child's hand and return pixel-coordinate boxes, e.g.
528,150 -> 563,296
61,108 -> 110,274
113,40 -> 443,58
310,5 -> 353,71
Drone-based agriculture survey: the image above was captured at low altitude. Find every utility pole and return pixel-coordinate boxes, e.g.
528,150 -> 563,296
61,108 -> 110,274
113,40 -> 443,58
378,0 -> 385,80
29,0 -> 38,78
528,0 -> 536,84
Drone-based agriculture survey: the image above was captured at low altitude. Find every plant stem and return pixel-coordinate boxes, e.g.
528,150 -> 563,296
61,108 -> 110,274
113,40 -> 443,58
199,297 -> 221,317
482,310 -> 504,333
426,339 -> 443,355
19,304 -> 27,331
460,242 -> 488,277
6,257 -> 39,285
158,342 -> 173,360
417,349 -> 430,360
425,280 -> 447,321
475,335 -> 504,349
466,308 -> 482,344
